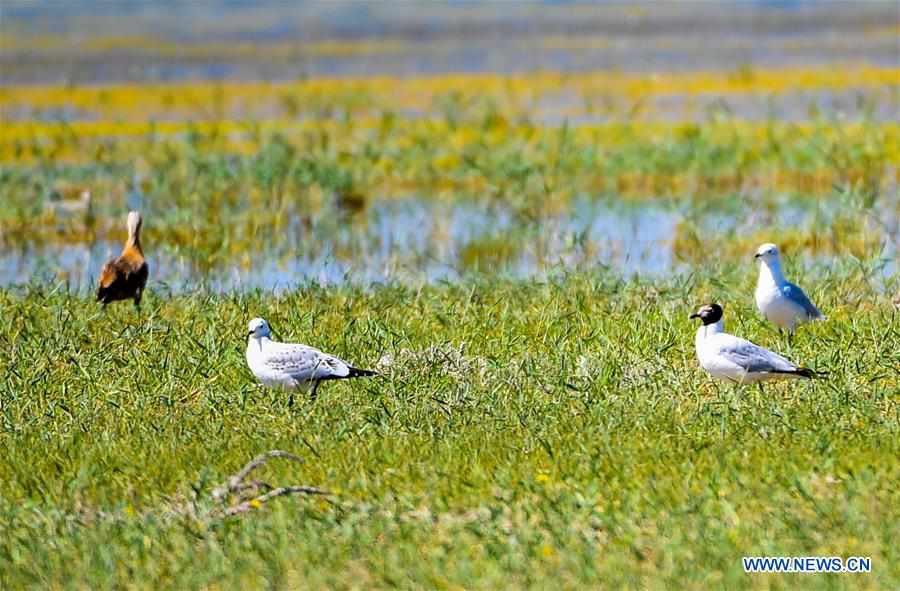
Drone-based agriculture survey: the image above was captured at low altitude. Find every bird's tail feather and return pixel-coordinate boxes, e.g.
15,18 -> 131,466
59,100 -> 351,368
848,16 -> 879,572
347,367 -> 377,378
775,367 -> 826,379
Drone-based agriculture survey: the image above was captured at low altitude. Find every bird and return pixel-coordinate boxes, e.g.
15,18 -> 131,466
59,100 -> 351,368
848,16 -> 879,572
690,303 -> 821,384
46,188 -> 93,218
96,211 -> 148,309
754,243 -> 825,333
245,317 -> 377,401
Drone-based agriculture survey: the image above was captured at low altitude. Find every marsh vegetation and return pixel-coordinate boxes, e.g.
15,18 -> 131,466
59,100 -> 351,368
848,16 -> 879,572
0,3 -> 898,588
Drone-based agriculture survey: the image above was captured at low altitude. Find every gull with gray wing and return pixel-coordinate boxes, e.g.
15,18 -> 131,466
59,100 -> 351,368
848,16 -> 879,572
691,303 -> 821,384
245,318 -> 376,400
754,243 -> 825,333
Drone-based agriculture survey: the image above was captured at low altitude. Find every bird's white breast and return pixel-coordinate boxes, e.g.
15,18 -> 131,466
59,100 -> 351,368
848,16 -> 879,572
755,262 -> 806,330
755,282 -> 804,330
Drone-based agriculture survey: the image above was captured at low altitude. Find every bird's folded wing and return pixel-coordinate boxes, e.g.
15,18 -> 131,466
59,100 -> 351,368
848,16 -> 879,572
312,354 -> 351,379
718,337 -> 797,373
782,283 -> 823,318
265,344 -> 350,380
98,260 -> 119,289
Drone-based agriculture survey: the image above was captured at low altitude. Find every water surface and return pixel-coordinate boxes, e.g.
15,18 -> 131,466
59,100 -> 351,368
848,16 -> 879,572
2,195 -> 894,293
1,198 -> 679,292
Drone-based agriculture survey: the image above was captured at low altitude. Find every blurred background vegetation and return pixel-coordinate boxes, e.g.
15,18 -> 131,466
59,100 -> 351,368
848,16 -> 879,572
1,1 -> 897,290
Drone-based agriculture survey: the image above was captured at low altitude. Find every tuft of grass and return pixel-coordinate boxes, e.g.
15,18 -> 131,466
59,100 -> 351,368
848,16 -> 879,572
0,269 -> 897,589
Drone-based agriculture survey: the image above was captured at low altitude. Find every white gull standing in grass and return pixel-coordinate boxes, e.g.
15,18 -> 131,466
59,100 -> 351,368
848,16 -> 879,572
754,243 -> 826,334
245,318 -> 376,401
691,303 -> 821,384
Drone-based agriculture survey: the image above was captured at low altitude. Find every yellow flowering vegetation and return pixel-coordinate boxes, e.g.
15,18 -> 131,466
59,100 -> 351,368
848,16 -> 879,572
1,67 -> 896,256
1,66 -> 897,122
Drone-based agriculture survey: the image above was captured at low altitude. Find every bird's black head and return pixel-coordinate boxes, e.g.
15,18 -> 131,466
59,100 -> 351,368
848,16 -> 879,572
690,303 -> 723,326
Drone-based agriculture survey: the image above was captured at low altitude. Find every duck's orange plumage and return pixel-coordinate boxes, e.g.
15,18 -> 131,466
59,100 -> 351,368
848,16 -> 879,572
97,211 -> 148,308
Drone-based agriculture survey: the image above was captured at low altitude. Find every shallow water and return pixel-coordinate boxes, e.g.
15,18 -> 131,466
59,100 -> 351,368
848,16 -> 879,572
2,195 -> 895,293
0,198 -> 680,292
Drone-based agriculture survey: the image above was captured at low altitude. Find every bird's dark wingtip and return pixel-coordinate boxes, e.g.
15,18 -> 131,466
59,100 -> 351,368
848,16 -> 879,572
348,367 -> 378,378
796,367 -> 826,379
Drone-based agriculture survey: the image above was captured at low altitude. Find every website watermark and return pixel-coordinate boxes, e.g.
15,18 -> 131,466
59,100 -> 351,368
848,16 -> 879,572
743,556 -> 871,574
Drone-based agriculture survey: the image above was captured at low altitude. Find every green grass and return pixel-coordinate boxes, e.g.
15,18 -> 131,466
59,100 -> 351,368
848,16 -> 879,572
1,267 -> 897,589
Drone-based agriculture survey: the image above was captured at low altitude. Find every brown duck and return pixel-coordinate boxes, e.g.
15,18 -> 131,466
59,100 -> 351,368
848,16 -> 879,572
97,211 -> 148,308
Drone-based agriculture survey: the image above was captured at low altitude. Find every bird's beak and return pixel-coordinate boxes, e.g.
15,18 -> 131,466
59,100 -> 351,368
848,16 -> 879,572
247,330 -> 254,337
753,253 -> 760,259
689,312 -> 700,320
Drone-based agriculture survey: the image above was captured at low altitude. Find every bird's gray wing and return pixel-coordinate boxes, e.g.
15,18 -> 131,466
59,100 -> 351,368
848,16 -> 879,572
265,344 -> 350,382
718,336 -> 798,374
308,353 -> 351,380
782,282 -> 824,319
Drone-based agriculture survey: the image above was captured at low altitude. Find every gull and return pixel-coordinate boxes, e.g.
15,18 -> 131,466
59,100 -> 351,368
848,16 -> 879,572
47,188 -> 92,219
245,318 -> 376,400
691,303 -> 820,384
754,243 -> 825,333
97,211 -> 148,309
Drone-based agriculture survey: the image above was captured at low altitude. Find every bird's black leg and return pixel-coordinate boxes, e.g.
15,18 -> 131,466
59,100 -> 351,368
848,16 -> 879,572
310,381 -> 320,401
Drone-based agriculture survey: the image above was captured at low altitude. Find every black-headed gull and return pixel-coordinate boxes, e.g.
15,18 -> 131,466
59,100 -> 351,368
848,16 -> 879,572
691,303 -> 820,384
245,318 -> 376,400
754,243 -> 825,333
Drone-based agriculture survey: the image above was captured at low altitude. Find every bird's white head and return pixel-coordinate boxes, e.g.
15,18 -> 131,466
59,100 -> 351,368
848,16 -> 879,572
247,317 -> 271,339
753,242 -> 780,263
